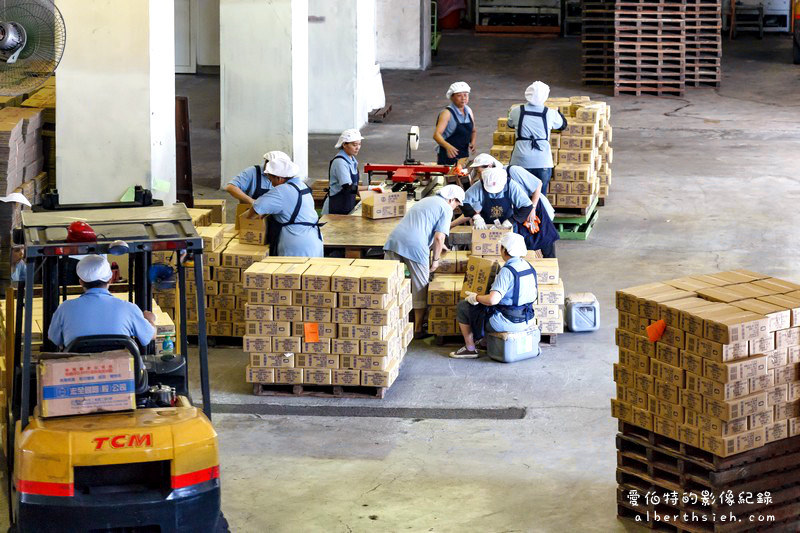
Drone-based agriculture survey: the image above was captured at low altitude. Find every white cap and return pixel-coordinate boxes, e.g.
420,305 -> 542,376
482,167 -> 507,195
76,255 -> 113,283
446,81 -> 471,98
469,153 -> 503,168
262,150 -> 290,163
500,233 -> 527,258
265,158 -> 300,179
335,129 -> 364,149
525,81 -> 550,106
438,184 -> 465,203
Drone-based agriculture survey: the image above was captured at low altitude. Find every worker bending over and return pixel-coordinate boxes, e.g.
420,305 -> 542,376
434,82 -> 476,165
322,129 -> 371,215
224,150 -> 290,205
452,167 -> 532,235
450,233 -> 540,359
48,255 -> 156,349
249,158 -> 323,257
384,185 -> 465,339
507,81 -> 567,196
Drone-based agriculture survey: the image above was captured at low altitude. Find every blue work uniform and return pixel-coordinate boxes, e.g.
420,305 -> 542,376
10,260 -> 25,282
436,104 -> 474,165
463,179 -> 532,223
506,166 -> 555,221
322,150 -> 360,215
48,288 -> 156,348
384,195 -> 452,266
457,257 -> 540,343
253,177 -> 324,257
507,104 -> 567,195
228,165 -> 273,200
505,165 -> 560,257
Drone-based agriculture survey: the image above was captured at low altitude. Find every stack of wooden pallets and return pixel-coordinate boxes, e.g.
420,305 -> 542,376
684,0 -> 722,87
581,0 -> 616,85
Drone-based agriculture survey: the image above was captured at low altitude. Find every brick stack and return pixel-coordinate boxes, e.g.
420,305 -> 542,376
242,258 -> 413,391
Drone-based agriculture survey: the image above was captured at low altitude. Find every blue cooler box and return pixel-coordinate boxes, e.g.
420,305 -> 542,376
487,327 -> 542,363
565,292 -> 600,332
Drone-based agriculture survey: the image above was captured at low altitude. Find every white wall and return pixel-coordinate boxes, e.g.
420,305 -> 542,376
220,0 -> 308,183
197,0 -> 220,66
56,0 -> 177,205
376,0 -> 430,70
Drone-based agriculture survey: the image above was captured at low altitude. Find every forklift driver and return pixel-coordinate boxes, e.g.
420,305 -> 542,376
47,255 -> 157,349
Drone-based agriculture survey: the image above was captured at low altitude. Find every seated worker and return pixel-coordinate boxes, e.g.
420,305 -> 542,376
465,153 -> 559,258
48,255 -> 156,349
322,129 -> 369,215
450,233 -> 540,359
224,150 -> 290,205
384,184 -> 465,339
451,167 -> 532,234
249,157 -> 324,257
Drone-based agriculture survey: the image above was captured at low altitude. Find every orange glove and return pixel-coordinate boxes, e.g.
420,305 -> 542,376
523,215 -> 541,234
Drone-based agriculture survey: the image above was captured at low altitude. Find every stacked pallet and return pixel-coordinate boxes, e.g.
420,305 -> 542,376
581,0 -> 616,85
243,257 -> 413,393
685,0 -> 722,87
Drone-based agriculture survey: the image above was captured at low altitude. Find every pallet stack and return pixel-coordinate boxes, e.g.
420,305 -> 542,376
22,78 -> 56,185
581,0 -> 616,85
613,270 -> 800,529
685,0 -> 722,87
242,257 -> 413,395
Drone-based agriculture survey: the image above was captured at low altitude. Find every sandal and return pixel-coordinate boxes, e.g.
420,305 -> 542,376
449,346 -> 479,359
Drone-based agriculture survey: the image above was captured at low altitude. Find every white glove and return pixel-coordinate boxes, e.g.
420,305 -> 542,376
472,214 -> 487,230
493,219 -> 501,227
501,219 -> 513,229
465,292 -> 479,305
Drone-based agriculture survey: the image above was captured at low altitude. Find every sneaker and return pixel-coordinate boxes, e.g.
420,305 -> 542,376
449,346 -> 479,359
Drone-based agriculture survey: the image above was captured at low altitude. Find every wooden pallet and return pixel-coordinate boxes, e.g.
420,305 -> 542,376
252,383 -> 387,399
434,333 -> 558,347
474,25 -> 560,35
368,104 -> 392,123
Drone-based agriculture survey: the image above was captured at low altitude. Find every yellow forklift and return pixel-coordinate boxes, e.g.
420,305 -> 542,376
3,193 -> 227,532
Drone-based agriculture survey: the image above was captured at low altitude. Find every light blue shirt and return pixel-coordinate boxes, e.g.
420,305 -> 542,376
464,178 -> 532,216
10,261 -> 25,282
321,150 -> 359,215
437,104 -> 473,154
48,288 -> 156,348
488,257 -> 538,332
253,177 -> 323,257
506,166 -> 555,221
228,165 -> 273,198
507,104 -> 565,169
384,195 -> 452,265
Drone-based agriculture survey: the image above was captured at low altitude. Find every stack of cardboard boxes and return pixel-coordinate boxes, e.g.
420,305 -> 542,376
242,257 -> 413,390
490,97 -> 613,207
22,78 -> 55,184
612,270 -> 800,457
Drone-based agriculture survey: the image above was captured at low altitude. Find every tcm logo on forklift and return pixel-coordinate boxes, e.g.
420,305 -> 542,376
93,433 -> 153,451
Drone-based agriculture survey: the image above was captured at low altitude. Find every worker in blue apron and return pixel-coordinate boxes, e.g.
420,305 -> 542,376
452,167 -> 532,237
450,233 -> 541,359
507,81 -> 567,196
322,129 -> 365,215
434,81 -> 476,166
249,158 -> 324,257
224,150 -> 290,205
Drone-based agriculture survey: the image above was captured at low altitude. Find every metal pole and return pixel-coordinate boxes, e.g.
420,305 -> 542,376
177,257 -> 189,396
193,256 -> 211,419
20,259 -> 35,430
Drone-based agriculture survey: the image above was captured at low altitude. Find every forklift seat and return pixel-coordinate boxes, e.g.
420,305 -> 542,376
65,335 -> 149,394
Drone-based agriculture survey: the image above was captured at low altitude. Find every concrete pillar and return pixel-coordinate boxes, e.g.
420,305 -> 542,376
376,0 -> 431,70
308,0 -> 382,134
220,0 -> 309,183
55,0 -> 177,205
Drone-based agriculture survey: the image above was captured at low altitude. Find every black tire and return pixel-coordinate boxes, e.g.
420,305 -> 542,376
216,513 -> 230,533
794,38 -> 800,65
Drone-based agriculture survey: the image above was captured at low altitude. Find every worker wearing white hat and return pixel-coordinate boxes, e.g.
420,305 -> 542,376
248,158 -> 324,257
450,233 -> 540,359
224,150 -> 291,205
451,167 -> 533,235
385,184 -> 465,338
47,255 -> 156,349
507,81 -> 567,196
322,129 -> 366,215
433,81 -> 476,165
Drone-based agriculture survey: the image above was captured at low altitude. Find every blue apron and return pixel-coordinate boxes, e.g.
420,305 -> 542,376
267,182 -> 323,257
437,104 -> 473,165
468,261 -> 538,341
252,165 -> 268,199
326,155 -> 359,215
514,106 -> 549,152
479,181 -> 514,223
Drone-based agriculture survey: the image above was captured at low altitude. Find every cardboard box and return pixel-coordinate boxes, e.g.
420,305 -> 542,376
238,210 -> 267,236
275,368 -> 303,384
246,320 -> 291,337
302,263 -> 339,292
37,351 -> 135,418
243,262 -> 279,289
361,336 -> 399,357
704,392 -> 768,421
339,324 -> 392,341
428,280 -> 457,306
493,131 -> 516,145
333,308 -> 361,325
303,368 -> 332,385
332,338 -> 360,356
361,359 -> 401,387
539,280 -> 565,305
245,304 -> 274,322
275,305 -> 303,322
703,355 -> 768,384
361,306 -> 399,326
245,366 -> 275,384
272,263 -> 310,290
197,224 -> 226,252
296,354 -> 339,369
461,256 -> 499,299
361,266 -> 397,294
428,319 -> 457,335
339,292 -> 392,310
332,265 -> 367,293
700,428 -> 765,457
193,199 -> 226,224
251,353 -> 294,368
303,307 -> 333,323
471,227 -> 511,256
294,291 -> 337,308
292,322 -> 337,339
332,368 -> 361,386
273,337 -> 301,353
247,289 -> 291,306
361,190 -> 406,220
303,338 -> 331,354
243,336 -> 272,353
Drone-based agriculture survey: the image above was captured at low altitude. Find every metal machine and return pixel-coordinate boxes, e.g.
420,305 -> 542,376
2,201 -> 226,532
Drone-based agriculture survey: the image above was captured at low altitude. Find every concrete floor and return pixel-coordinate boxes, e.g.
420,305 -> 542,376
8,32 -> 791,533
